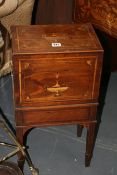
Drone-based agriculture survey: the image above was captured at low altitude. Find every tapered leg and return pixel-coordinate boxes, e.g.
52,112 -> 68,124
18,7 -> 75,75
85,123 -> 96,167
77,124 -> 84,137
16,127 -> 25,171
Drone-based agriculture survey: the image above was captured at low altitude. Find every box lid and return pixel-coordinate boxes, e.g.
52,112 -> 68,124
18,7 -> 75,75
11,23 -> 103,55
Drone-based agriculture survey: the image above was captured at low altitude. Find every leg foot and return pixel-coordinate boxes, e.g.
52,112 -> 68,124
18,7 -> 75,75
16,128 -> 25,171
17,158 -> 25,171
85,153 -> 92,167
77,124 -> 84,137
85,123 -> 96,167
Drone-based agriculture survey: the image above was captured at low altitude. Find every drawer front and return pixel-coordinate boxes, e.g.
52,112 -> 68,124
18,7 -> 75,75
15,106 -> 97,126
13,55 -> 102,107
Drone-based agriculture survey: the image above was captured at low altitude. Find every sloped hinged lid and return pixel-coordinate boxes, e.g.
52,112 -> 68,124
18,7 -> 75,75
11,23 -> 103,55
